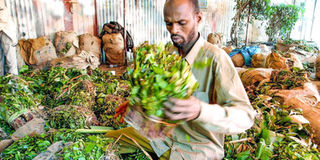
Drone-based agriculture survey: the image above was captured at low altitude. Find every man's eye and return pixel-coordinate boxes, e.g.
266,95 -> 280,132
166,22 -> 173,26
179,21 -> 187,25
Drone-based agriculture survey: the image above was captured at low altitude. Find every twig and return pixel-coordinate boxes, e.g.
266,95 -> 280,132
110,133 -> 123,150
122,133 -> 153,160
228,138 -> 252,144
70,75 -> 83,81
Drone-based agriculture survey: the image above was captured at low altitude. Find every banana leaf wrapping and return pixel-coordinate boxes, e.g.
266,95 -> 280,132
125,43 -> 199,139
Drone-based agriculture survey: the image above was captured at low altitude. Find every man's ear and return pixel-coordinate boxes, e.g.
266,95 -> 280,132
197,12 -> 203,24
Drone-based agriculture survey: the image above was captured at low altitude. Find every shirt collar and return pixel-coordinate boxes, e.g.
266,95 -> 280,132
185,35 -> 205,65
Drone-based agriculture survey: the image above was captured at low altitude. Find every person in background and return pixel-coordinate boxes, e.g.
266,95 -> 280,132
0,0 -> 18,76
111,0 -> 256,159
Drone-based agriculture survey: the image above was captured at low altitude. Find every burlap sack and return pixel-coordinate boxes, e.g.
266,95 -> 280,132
207,33 -> 223,45
251,53 -> 269,68
265,52 -> 290,70
231,53 -> 245,67
276,39 -> 295,52
286,97 -> 320,145
78,33 -> 101,60
50,50 -> 100,70
316,52 -> 320,79
288,53 -> 304,69
271,83 -> 320,144
54,31 -> 79,57
102,33 -> 124,65
237,68 -> 273,87
18,36 -> 57,66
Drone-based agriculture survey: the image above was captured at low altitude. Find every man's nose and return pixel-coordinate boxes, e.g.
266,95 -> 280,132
170,24 -> 179,34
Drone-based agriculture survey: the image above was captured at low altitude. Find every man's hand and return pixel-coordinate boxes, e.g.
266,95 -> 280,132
163,96 -> 202,121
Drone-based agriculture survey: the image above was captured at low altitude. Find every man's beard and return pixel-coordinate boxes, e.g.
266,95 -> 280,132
171,28 -> 196,49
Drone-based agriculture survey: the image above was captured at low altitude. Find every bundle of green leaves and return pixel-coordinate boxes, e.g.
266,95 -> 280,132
0,74 -> 41,123
48,105 -> 98,129
246,68 -> 309,100
0,129 -> 112,160
128,43 -> 199,119
0,133 -> 51,160
283,38 -> 319,53
57,135 -> 115,160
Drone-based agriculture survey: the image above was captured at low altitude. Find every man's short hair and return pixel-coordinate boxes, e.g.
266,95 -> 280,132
190,0 -> 200,13
166,0 -> 200,13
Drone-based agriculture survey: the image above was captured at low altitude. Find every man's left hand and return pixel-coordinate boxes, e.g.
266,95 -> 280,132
163,96 -> 202,121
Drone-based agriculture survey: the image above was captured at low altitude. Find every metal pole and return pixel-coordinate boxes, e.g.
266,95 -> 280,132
123,0 -> 127,66
310,0 -> 317,41
245,2 -> 251,46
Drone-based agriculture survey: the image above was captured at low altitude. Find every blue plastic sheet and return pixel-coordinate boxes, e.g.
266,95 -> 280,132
229,46 -> 262,66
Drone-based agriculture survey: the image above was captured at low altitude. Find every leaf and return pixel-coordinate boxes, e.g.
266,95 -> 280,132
85,143 -> 95,153
236,150 -> 251,160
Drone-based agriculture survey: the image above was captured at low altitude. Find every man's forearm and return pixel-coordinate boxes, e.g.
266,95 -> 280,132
194,101 -> 256,134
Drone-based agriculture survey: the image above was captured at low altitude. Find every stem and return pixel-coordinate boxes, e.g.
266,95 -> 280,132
245,3 -> 251,46
228,138 -> 252,143
75,128 -> 113,134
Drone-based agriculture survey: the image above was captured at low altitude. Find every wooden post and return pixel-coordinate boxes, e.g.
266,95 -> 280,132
93,0 -> 99,36
123,0 -> 127,66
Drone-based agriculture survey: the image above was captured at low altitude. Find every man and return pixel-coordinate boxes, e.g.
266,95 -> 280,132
0,0 -> 18,76
158,0 -> 256,159
110,0 -> 256,159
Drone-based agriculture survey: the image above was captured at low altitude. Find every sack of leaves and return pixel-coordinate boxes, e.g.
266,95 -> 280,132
18,36 -> 57,66
276,39 -> 295,52
102,33 -> 125,65
54,31 -> 79,57
50,50 -> 100,70
251,53 -> 269,68
271,83 -> 320,145
265,52 -> 290,70
207,32 -> 223,45
231,53 -> 245,67
237,68 -> 273,88
79,33 -> 102,60
266,52 -> 304,70
48,105 -> 99,129
125,43 -> 199,139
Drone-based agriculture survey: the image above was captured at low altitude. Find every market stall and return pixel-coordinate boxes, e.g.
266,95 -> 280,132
0,0 -> 320,159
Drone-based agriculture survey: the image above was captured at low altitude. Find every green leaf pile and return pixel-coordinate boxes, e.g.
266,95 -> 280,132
225,68 -> 320,159
0,66 -> 130,131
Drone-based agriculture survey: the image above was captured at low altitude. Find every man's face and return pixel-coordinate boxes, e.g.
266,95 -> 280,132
164,0 -> 201,49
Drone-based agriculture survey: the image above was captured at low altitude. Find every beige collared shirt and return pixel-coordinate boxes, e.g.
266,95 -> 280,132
148,36 -> 256,160
125,35 -> 256,160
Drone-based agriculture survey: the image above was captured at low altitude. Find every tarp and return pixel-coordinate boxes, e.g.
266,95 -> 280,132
229,46 -> 261,66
